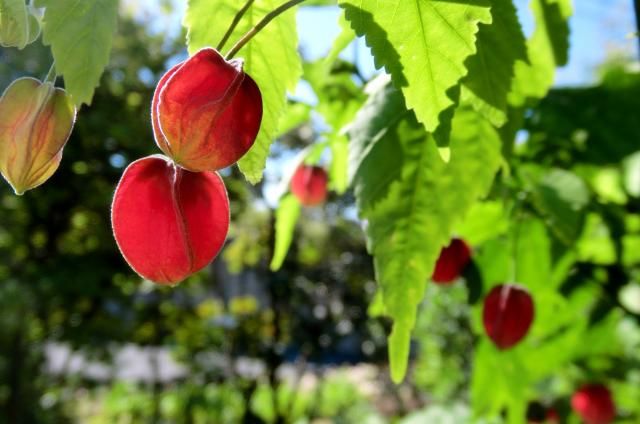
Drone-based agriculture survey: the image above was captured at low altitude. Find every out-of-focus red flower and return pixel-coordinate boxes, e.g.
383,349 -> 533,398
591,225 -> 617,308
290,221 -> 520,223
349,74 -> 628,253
482,284 -> 534,349
290,164 -> 328,206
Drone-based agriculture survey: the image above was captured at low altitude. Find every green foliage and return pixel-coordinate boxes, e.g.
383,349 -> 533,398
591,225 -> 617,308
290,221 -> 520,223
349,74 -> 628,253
508,0 -> 572,106
526,167 -> 591,244
461,0 -> 527,126
2,1 -> 639,422
185,0 -> 302,183
623,152 -> 640,198
350,80 -> 502,381
270,194 -> 301,271
339,0 -> 491,136
36,0 -> 118,106
523,72 -> 640,165
303,57 -> 365,193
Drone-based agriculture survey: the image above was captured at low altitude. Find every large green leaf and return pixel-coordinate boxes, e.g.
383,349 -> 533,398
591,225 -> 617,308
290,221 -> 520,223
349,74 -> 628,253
270,194 -> 301,271
461,0 -> 527,126
339,0 -> 491,134
185,0 -> 302,183
37,0 -> 118,106
508,0 -> 572,106
349,81 -> 502,382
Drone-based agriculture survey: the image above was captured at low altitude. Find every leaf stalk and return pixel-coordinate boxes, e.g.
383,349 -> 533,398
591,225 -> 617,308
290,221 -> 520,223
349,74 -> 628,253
217,0 -> 255,51
225,0 -> 306,60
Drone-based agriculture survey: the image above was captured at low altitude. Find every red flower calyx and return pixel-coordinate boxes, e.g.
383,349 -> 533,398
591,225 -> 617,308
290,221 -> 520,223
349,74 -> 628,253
111,155 -> 229,285
0,77 -> 76,194
571,384 -> 615,424
290,164 -> 328,206
432,238 -> 472,284
152,48 -> 263,172
482,284 -> 534,349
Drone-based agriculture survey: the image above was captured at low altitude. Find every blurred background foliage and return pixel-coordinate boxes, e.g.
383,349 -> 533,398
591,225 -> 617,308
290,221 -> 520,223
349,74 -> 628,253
1,2 -> 640,424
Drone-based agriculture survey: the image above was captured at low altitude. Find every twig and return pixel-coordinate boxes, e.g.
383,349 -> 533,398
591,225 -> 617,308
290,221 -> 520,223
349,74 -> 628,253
225,0 -> 307,59
217,0 -> 255,51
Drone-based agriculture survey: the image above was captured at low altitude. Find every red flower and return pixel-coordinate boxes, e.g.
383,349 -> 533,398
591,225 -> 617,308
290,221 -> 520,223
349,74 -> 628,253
482,284 -> 534,349
432,238 -> 472,284
111,155 -> 229,284
571,384 -> 615,424
152,48 -> 262,172
291,165 -> 328,206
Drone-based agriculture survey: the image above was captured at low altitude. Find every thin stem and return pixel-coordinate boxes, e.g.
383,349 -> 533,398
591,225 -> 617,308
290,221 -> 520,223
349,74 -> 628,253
217,0 -> 255,51
225,0 -> 306,60
44,62 -> 56,84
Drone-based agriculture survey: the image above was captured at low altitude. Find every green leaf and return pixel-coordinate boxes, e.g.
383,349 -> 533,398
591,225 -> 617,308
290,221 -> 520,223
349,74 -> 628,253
269,194 -> 301,271
350,81 -> 502,382
304,59 -> 365,132
529,168 -> 591,244
339,0 -> 491,133
513,218 -> 551,291
185,0 -> 302,184
347,77 -> 408,208
324,12 -> 355,67
508,0 -> 572,106
0,0 -> 38,49
37,0 -> 119,106
455,201 -> 509,246
277,101 -> 311,137
329,134 -> 349,194
304,58 -> 365,195
461,0 -> 527,126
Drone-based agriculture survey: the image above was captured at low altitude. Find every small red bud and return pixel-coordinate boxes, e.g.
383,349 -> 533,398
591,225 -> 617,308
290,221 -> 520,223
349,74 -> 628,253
0,77 -> 76,194
571,384 -> 615,424
432,238 -> 472,284
290,165 -> 328,206
152,48 -> 262,172
111,155 -> 229,285
546,407 -> 560,423
482,284 -> 534,349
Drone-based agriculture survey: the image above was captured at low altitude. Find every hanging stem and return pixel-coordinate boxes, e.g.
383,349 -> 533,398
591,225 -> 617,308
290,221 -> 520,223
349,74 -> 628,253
44,62 -> 57,84
225,0 -> 306,60
217,0 -> 255,51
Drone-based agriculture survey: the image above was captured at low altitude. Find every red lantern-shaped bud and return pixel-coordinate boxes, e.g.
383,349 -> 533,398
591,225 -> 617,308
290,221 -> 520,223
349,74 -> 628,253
152,48 -> 262,172
0,77 -> 76,194
571,384 -> 615,424
482,284 -> 534,349
290,165 -> 328,206
432,238 -> 472,284
111,155 -> 229,285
